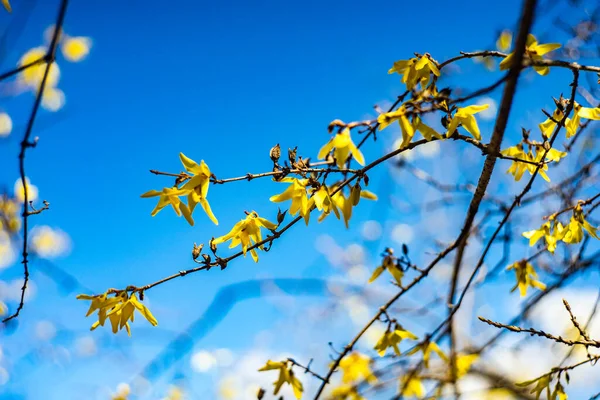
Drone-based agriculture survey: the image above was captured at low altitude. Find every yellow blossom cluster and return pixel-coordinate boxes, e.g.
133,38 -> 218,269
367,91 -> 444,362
76,291 -> 158,336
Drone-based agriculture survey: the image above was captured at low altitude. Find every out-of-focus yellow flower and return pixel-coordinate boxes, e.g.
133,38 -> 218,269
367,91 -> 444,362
161,386 -> 184,400
338,352 -> 377,384
14,177 -> 38,203
406,340 -> 447,368
270,178 -> 313,225
0,301 -> 7,316
446,104 -> 489,140
318,127 -> 365,168
454,353 -> 479,378
30,225 -> 70,258
2,0 -> 11,12
258,360 -> 303,399
61,36 -> 92,62
0,112 -> 12,137
561,204 -> 599,244
18,47 -> 60,88
41,86 -> 65,111
178,153 -> 218,225
517,375 -> 552,400
388,54 -> 440,90
399,375 -> 425,399
112,383 -> 131,400
507,260 -> 546,297
374,324 -> 418,356
368,252 -> 403,286
329,384 -> 364,400
212,211 -> 277,262
500,34 -> 561,76
497,30 -> 512,52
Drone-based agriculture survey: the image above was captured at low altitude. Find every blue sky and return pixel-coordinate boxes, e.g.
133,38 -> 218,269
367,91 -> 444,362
1,0 -> 600,399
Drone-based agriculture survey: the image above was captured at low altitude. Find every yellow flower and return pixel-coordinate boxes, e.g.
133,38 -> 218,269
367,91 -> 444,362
141,186 -> 191,221
311,185 -> 341,220
446,104 -> 489,140
111,383 -> 131,400
496,30 -> 512,52
212,211 -> 277,262
454,353 -> 479,378
0,301 -> 7,316
326,185 -> 377,228
178,153 -> 218,225
41,86 -> 65,111
338,352 -> 377,384
2,0 -> 11,12
329,385 -> 364,400
523,220 -> 565,253
507,260 -> 546,297
77,291 -> 158,336
501,144 -> 565,182
378,108 -> 442,149
399,375 -> 425,399
318,127 -> 365,168
270,178 -> 313,225
517,375 -> 552,400
0,112 -> 12,137
406,340 -> 447,368
368,252 -> 404,286
18,47 -> 60,88
61,36 -> 92,62
499,34 -> 561,75
561,204 -> 599,244
258,360 -> 303,399
374,324 -> 418,356
388,54 -> 440,90
14,177 -> 38,203
565,102 -> 600,138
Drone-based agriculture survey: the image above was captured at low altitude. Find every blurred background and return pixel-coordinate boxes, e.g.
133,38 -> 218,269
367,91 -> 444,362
0,0 -> 599,399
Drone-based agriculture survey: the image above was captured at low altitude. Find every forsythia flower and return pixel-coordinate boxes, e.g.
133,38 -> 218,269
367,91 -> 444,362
507,260 -> 546,297
501,144 -> 566,182
561,204 -> 599,244
564,102 -> 600,138
325,185 -> 377,228
77,291 -> 158,336
445,104 -> 489,140
2,0 -> 11,12
388,54 -> 440,90
212,211 -> 278,262
0,112 -> 12,137
523,220 -> 563,253
368,252 -> 404,286
141,154 -> 218,226
499,34 -> 561,76
374,324 -> 418,356
329,385 -> 364,400
258,360 -> 303,399
141,186 -> 191,220
270,178 -> 313,225
318,127 -> 365,168
310,185 -> 341,220
338,352 -> 377,384
454,353 -> 479,379
399,375 -> 425,399
0,301 -> 7,316
61,36 -> 92,62
111,383 -> 131,400
406,340 -> 447,368
178,153 -> 218,225
517,375 -> 552,400
378,107 -> 442,149
14,177 -> 38,203
496,30 -> 512,52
